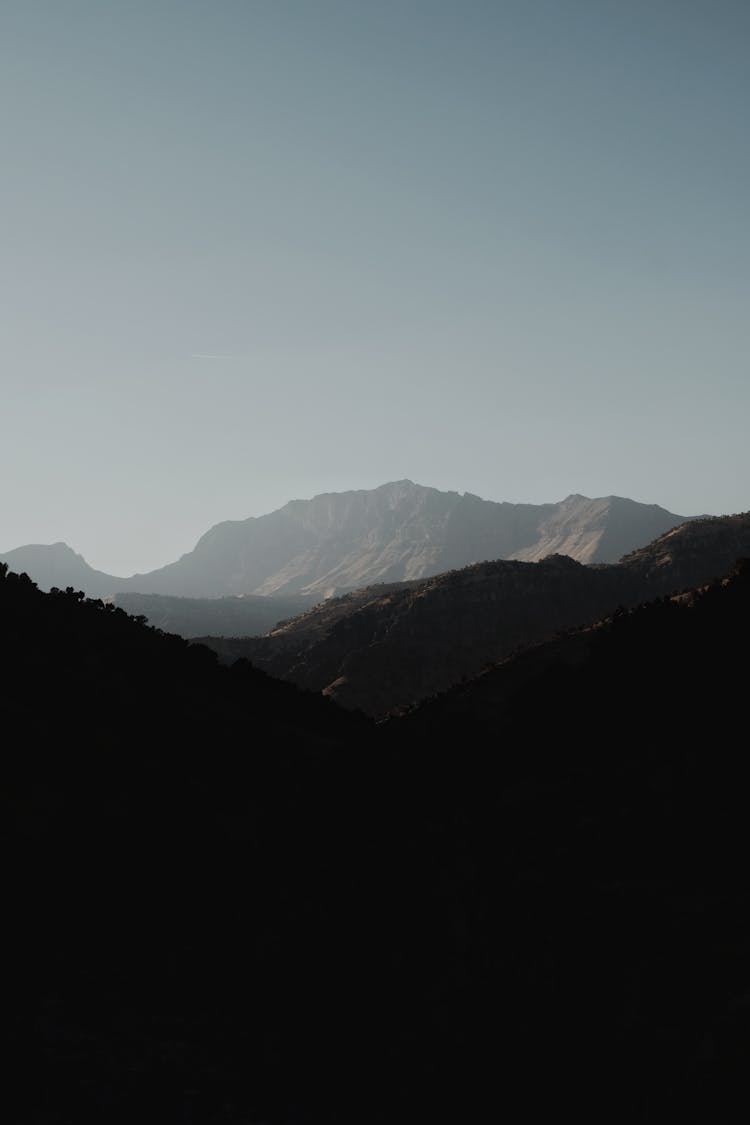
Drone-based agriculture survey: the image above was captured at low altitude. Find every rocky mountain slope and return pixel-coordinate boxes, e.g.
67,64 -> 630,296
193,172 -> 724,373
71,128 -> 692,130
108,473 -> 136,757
203,510 -> 750,716
2,480 -> 690,599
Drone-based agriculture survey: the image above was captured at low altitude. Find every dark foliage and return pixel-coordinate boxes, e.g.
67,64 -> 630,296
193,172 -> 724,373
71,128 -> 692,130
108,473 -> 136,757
3,559 -> 750,1123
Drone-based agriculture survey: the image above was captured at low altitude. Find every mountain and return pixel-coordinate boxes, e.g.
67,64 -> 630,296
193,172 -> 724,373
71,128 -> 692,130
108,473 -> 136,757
1,480 -> 691,600
510,490 -> 694,563
0,545 -> 315,637
204,510 -> 750,717
399,553 -> 750,741
4,549 -> 750,1123
122,480 -> 690,597
619,506 -> 750,587
0,541 -> 125,597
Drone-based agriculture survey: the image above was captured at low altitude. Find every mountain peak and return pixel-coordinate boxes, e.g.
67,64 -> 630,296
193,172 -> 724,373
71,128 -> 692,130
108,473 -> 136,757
0,541 -> 124,596
1,484 -> 696,599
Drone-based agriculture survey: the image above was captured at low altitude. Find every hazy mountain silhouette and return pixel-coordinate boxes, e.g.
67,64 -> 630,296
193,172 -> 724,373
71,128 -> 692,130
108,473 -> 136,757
0,541 -> 124,597
0,546 -> 315,637
204,510 -> 750,716
4,547 -> 750,1123
1,480 -> 691,600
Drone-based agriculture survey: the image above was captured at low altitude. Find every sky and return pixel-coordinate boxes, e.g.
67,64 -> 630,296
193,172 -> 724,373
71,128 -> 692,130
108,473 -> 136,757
1,0 -> 748,575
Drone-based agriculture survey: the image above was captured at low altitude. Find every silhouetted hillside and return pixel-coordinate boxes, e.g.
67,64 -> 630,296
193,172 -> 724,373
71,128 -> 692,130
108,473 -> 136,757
3,557 -> 750,1123
1,564 -> 372,1125
203,555 -> 639,715
620,508 -> 750,587
381,558 -> 750,1123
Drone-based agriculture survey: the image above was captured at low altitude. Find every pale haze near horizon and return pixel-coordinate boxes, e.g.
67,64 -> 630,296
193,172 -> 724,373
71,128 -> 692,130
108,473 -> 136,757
1,0 -> 748,576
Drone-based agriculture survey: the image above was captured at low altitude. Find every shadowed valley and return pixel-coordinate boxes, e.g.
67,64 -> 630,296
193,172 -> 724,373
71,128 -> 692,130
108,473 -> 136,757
3,500 -> 750,1123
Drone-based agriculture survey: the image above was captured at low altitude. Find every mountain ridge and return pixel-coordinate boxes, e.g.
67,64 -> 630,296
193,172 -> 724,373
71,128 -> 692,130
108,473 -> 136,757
202,510 -> 750,717
1,479 -> 693,600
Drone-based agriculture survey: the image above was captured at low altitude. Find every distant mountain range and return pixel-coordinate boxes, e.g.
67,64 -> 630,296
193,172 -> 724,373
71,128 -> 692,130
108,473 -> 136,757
0,540 -> 123,599
1,481 -> 692,607
202,510 -> 750,716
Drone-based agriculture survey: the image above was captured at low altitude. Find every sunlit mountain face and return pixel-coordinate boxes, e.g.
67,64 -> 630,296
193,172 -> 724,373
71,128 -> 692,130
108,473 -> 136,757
1,481 -> 691,599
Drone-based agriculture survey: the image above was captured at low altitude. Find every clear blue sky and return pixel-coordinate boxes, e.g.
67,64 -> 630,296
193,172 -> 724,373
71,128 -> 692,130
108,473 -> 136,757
2,0 -> 748,574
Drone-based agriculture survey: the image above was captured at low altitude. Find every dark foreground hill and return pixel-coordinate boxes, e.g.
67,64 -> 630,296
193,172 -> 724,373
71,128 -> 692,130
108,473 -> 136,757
4,557 -> 750,1123
1,480 -> 690,599
204,510 -> 750,717
386,557 -> 750,1124
1,565 -> 371,1125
